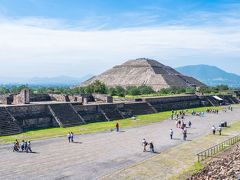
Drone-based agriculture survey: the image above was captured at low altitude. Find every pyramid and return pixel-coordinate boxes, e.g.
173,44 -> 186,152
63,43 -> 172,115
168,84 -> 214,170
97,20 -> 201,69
82,58 -> 205,91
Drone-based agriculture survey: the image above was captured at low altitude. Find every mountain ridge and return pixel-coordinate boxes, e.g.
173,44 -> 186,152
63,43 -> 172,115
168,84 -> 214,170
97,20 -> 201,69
176,64 -> 240,87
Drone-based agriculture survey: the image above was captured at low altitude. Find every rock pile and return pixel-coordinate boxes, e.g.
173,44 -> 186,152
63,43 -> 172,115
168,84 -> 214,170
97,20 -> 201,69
190,143 -> 240,180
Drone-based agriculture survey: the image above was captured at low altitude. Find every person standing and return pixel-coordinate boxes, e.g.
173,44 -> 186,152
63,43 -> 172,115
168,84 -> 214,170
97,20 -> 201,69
142,138 -> 148,152
170,129 -> 173,140
149,142 -> 154,153
70,132 -> 74,142
218,126 -> 222,136
183,129 -> 187,141
67,132 -> 71,143
212,125 -> 216,135
116,123 -> 119,132
21,140 -> 25,152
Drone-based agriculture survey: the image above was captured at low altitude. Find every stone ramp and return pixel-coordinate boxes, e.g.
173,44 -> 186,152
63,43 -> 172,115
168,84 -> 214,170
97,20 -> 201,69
0,107 -> 22,136
99,104 -> 124,121
72,104 -> 108,123
49,104 -> 84,127
206,96 -> 219,106
124,102 -> 155,115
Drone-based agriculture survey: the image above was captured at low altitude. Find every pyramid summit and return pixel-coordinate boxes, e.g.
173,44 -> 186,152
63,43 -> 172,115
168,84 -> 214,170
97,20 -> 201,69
82,58 -> 205,91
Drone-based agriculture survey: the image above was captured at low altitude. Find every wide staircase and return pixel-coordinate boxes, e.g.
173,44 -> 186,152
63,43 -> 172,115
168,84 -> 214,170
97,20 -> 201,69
49,104 -> 85,127
0,107 -> 22,136
99,104 -> 123,121
71,104 -> 107,123
222,95 -> 239,104
206,96 -> 220,106
124,102 -> 155,116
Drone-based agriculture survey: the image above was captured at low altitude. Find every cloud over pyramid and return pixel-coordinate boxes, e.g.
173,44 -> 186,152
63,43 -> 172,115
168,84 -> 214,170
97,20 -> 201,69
82,58 -> 205,91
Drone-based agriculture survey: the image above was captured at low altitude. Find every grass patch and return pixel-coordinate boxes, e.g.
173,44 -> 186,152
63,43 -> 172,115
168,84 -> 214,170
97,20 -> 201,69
0,106 -> 224,145
171,162 -> 204,180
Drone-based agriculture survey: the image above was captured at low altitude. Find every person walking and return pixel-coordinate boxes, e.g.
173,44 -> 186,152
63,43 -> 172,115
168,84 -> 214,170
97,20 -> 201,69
26,141 -> 32,153
188,121 -> 192,128
116,122 -> 119,132
21,140 -> 25,152
170,129 -> 173,140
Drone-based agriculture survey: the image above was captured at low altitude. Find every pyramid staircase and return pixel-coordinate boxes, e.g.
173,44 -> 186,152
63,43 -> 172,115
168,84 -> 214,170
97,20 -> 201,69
48,104 -> 85,127
0,107 -> 22,136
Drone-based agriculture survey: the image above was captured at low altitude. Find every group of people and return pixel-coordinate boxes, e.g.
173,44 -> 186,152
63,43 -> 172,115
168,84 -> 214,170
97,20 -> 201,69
206,109 -> 219,114
171,110 -> 186,120
67,132 -> 75,143
142,138 -> 154,153
192,110 -> 205,117
212,125 -> 223,135
13,139 -> 32,153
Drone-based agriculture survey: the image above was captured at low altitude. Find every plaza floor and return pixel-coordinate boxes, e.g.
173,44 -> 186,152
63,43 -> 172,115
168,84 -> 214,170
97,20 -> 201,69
1,107 -> 240,180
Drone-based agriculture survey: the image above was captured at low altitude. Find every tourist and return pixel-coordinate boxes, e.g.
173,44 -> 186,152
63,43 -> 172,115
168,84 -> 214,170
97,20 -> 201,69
70,132 -> 74,142
170,129 -> 173,139
149,142 -> 154,153
13,142 -> 19,152
212,125 -> 216,135
178,120 -> 181,128
24,140 -> 28,150
218,126 -> 222,136
175,120 -> 178,128
21,140 -> 25,152
142,138 -> 148,152
188,121 -> 192,128
67,132 -> 71,143
15,139 -> 20,149
183,129 -> 187,141
116,122 -> 119,132
26,141 -> 32,153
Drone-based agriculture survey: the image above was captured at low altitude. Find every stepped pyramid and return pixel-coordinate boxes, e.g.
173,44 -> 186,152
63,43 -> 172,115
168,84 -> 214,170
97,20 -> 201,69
82,58 -> 205,91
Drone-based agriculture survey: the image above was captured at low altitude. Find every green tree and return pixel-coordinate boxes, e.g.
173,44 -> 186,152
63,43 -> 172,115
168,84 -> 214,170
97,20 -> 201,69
115,86 -> 125,97
126,86 -> 141,96
138,86 -> 155,95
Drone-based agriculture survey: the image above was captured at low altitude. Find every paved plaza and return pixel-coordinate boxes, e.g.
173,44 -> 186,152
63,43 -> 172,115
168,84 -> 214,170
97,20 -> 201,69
1,107 -> 240,180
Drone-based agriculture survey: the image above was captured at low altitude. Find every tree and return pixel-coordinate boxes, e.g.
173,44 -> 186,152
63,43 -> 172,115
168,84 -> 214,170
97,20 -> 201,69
89,80 -> 108,94
126,86 -> 141,96
138,86 -> 155,95
115,86 -> 125,97
108,87 -> 117,96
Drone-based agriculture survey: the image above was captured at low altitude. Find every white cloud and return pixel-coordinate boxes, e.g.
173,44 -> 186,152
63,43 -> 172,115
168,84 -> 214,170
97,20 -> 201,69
0,17 -> 240,78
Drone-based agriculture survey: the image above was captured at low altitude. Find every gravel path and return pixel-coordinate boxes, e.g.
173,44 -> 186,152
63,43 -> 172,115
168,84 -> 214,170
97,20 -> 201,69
1,107 -> 240,180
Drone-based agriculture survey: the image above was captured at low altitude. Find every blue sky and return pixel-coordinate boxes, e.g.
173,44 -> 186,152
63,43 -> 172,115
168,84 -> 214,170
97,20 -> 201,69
0,0 -> 240,80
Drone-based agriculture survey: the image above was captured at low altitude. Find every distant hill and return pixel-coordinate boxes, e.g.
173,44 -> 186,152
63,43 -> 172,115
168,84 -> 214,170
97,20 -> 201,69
176,65 -> 240,87
0,75 -> 93,87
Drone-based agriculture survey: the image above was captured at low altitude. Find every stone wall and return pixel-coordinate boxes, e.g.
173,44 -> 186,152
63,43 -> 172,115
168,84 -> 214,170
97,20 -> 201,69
7,105 -> 58,130
30,94 -> 51,102
92,94 -> 113,103
49,94 -> 69,102
13,89 -> 30,105
0,94 -> 13,105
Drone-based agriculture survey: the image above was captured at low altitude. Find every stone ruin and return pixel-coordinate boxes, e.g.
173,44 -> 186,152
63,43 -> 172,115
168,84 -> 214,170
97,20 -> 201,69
189,143 -> 240,180
0,89 -> 30,105
13,89 -> 30,104
0,90 -> 113,105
